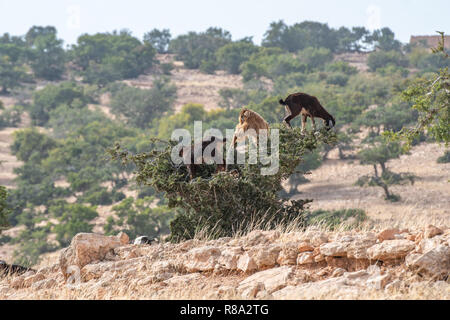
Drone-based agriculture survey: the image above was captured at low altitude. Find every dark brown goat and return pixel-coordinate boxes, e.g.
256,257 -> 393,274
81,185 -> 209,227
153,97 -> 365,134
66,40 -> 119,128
279,92 -> 335,133
179,136 -> 227,180
0,260 -> 34,276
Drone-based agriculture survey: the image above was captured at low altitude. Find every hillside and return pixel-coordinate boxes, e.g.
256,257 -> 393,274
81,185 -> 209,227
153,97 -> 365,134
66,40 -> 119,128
1,52 -> 449,266
0,225 -> 448,300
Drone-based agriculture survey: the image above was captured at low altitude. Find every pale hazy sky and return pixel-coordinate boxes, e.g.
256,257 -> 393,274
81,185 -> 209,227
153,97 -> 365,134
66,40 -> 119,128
1,0 -> 449,46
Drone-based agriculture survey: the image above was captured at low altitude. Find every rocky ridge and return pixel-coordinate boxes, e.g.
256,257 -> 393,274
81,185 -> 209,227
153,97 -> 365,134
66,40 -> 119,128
0,225 -> 448,299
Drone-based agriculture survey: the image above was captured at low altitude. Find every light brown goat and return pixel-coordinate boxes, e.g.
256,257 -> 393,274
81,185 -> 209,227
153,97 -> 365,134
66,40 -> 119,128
231,108 -> 269,146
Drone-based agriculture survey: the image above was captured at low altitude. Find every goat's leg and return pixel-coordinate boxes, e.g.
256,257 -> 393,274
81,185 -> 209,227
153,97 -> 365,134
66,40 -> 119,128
301,114 -> 307,134
311,116 -> 317,132
283,106 -> 294,128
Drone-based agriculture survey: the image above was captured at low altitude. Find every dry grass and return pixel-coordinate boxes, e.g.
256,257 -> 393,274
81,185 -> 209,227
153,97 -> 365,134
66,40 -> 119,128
294,143 -> 450,230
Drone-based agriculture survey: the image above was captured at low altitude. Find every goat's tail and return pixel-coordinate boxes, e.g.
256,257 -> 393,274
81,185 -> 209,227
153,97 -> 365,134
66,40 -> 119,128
279,99 -> 286,105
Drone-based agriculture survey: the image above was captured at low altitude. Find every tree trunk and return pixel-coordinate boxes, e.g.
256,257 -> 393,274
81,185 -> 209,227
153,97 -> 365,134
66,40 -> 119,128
379,162 -> 386,175
373,164 -> 379,178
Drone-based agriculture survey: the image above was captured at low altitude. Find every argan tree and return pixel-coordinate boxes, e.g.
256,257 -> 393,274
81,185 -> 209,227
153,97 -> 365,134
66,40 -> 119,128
385,32 -> 449,148
355,140 -> 415,201
109,125 -> 336,241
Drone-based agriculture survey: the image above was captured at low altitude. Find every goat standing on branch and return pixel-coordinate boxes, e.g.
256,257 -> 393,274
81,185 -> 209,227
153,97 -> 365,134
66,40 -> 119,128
232,108 -> 269,146
280,92 -> 336,134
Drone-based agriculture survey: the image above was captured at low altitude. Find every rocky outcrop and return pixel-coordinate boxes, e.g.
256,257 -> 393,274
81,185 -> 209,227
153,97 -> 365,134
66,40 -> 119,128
59,232 -> 129,280
0,226 -> 448,300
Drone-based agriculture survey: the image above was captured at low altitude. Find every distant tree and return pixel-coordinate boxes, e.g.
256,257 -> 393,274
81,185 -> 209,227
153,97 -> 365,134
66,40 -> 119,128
70,30 -> 156,85
356,140 -> 415,201
11,128 -> 58,163
52,203 -> 98,247
367,27 -> 402,52
0,55 -> 28,93
367,50 -> 408,71
0,33 -> 30,92
169,27 -> 231,71
143,28 -> 171,53
216,40 -> 259,74
109,78 -> 176,128
297,47 -> 333,70
385,32 -> 449,148
437,150 -> 450,163
29,81 -> 91,125
25,26 -> 66,80
13,225 -> 57,266
263,20 -> 363,53
104,197 -> 173,240
0,186 -> 11,234
335,26 -> 371,53
280,150 -> 322,197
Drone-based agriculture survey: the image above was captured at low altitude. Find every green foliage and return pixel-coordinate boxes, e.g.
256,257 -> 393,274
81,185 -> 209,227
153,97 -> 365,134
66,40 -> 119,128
47,104 -> 109,139
326,72 -> 350,86
367,28 -> 402,51
143,29 -> 171,53
262,21 -> 337,52
109,79 -> 176,128
356,140 -> 414,201
109,126 -> 337,241
13,225 -> 57,267
325,61 -> 358,75
409,45 -> 450,73
0,105 -> 23,128
0,55 -> 29,93
297,47 -> 333,69
0,186 -> 11,234
42,121 -> 136,191
70,30 -> 156,85
11,127 -> 58,162
437,150 -> 450,163
385,33 -> 449,148
169,28 -> 231,71
367,50 -> 408,72
30,81 -> 91,125
77,186 -> 125,205
0,33 -> 30,92
216,40 -> 259,74
104,197 -> 173,239
280,149 -> 322,197
241,48 -> 306,81
52,203 -> 98,247
305,208 -> 367,230
25,26 -> 65,80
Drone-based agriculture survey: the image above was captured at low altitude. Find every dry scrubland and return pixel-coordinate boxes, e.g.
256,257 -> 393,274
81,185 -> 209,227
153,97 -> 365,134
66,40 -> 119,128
0,53 -> 449,299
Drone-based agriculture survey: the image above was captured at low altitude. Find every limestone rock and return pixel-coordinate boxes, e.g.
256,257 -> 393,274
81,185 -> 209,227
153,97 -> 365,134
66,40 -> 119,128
277,242 -> 299,265
247,244 -> 281,269
217,247 -> 244,270
377,228 -> 401,242
184,246 -> 221,272
320,242 -> 349,257
59,233 -> 126,280
238,266 -> 293,294
297,252 -> 314,265
346,234 -> 377,259
424,225 -> 443,239
367,239 -> 415,260
237,252 -> 258,273
405,245 -> 450,279
298,242 -> 314,253
242,230 -> 280,246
